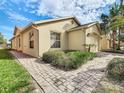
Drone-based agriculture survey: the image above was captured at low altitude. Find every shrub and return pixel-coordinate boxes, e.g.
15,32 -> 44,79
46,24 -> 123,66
107,58 -> 124,81
63,50 -> 78,53
42,50 -> 96,70
42,50 -> 65,63
67,51 -> 96,60
52,55 -> 74,70
67,52 -> 96,68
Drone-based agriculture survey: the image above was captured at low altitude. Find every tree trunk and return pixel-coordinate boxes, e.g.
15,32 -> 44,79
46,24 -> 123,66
112,31 -> 116,50
113,40 -> 115,49
88,46 -> 90,52
118,28 -> 121,50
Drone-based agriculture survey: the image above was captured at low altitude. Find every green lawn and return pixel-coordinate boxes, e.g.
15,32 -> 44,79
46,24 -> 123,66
0,49 -> 34,93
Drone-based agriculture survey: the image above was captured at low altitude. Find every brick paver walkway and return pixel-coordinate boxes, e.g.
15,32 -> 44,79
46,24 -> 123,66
10,51 -> 124,93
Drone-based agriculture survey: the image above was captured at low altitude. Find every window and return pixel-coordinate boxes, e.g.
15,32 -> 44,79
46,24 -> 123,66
19,38 -> 20,47
29,32 -> 34,48
30,40 -> 34,48
50,32 -> 60,48
71,20 -> 74,24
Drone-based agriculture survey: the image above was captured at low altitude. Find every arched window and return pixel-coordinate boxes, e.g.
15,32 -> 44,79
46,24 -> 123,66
29,32 -> 34,48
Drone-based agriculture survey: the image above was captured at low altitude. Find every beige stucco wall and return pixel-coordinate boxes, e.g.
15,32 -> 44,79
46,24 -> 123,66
37,19 -> 78,57
11,38 -> 16,49
16,35 -> 21,51
85,25 -> 101,52
68,29 -> 86,50
11,29 -> 22,50
100,35 -> 110,50
22,29 -> 39,57
11,35 -> 23,51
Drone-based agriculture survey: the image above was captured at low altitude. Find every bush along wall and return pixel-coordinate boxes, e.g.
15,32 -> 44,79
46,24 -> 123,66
42,50 -> 96,71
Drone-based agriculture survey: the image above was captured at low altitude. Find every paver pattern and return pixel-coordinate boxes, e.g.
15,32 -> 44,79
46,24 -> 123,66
10,51 -> 124,93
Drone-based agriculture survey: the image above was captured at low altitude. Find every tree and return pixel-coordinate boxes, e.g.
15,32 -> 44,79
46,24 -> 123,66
100,3 -> 120,49
100,14 -> 109,34
110,0 -> 124,49
110,15 -> 124,47
110,16 -> 124,29
119,34 -> 124,41
0,32 -> 4,43
118,0 -> 124,49
0,32 -> 6,44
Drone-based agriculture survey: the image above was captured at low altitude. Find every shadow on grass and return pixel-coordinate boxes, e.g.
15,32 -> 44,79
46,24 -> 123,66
0,49 -> 13,59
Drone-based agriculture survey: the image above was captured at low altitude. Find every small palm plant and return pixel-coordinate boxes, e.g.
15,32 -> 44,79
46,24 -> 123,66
83,44 -> 96,52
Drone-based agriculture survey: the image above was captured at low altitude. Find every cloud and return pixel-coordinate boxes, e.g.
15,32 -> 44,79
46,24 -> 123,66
0,26 -> 13,41
10,0 -> 40,9
0,0 -> 7,10
0,0 -> 118,24
9,0 -> 40,14
37,0 -> 117,24
1,26 -> 13,31
6,11 -> 31,22
0,0 -> 6,6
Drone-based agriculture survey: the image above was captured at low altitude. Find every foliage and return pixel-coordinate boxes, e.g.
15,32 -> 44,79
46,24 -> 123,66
0,49 -> 34,93
118,34 -> 124,41
110,16 -> 124,29
100,3 -> 120,33
100,3 -> 121,49
0,32 -> 6,44
63,50 -> 78,53
42,50 -> 65,63
92,76 -> 124,93
107,58 -> 124,81
83,44 -> 96,52
109,3 -> 120,18
42,50 -> 96,70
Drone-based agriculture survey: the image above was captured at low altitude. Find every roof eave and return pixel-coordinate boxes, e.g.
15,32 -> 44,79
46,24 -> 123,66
33,16 -> 81,26
67,22 -> 101,33
73,17 -> 81,26
66,27 -> 85,32
9,37 -> 15,41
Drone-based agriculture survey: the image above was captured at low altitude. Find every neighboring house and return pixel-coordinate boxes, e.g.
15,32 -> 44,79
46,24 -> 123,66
103,29 -> 124,50
6,43 -> 11,49
100,35 -> 110,50
0,44 -> 2,49
10,16 -> 102,57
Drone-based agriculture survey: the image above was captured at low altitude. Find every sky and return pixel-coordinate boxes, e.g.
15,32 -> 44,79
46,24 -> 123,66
0,0 -> 120,42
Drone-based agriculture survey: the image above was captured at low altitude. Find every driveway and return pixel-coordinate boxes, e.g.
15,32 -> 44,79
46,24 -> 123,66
10,51 -> 124,93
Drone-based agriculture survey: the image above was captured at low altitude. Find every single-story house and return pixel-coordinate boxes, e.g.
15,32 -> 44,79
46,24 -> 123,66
10,16 -> 102,57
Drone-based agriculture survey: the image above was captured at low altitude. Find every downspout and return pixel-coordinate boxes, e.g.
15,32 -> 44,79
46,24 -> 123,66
83,29 -> 86,51
37,29 -> 39,57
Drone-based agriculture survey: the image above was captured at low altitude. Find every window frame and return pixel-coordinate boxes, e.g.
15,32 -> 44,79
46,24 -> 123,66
29,40 -> 34,48
29,31 -> 34,49
50,31 -> 61,48
19,37 -> 20,48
